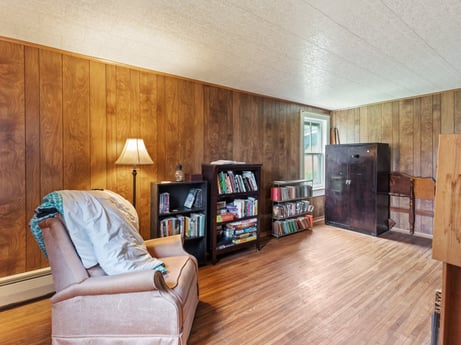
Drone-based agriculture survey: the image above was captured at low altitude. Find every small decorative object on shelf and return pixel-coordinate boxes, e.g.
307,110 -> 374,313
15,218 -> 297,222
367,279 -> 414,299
271,179 -> 314,238
150,181 -> 207,266
202,163 -> 262,264
175,163 -> 184,182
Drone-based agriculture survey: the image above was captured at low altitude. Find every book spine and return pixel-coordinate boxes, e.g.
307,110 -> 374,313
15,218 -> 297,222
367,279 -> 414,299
271,187 -> 280,201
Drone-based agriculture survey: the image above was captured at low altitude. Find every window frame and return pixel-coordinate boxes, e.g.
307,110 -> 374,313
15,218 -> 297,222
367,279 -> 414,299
299,111 -> 330,193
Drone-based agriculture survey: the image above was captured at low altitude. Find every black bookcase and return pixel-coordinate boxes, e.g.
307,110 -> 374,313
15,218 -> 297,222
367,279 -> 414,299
150,181 -> 207,265
201,163 -> 262,264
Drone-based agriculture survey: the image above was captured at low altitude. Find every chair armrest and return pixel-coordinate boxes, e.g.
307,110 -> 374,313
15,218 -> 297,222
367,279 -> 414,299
40,217 -> 90,292
145,235 -> 189,258
51,269 -> 171,303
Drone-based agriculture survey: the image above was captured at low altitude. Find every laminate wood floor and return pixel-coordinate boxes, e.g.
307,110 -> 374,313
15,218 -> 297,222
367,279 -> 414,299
0,224 -> 441,345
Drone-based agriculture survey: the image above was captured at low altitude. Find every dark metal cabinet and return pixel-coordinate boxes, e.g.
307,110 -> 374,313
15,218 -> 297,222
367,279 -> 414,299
325,143 -> 390,236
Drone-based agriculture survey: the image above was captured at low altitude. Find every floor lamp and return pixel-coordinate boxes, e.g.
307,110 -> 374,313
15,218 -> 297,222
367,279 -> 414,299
115,138 -> 153,208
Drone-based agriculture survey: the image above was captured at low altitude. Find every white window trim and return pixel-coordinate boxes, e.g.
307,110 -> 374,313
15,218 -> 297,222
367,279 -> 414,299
300,111 -> 330,194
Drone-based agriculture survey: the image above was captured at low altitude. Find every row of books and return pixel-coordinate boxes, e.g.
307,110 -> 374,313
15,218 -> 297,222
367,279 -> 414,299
271,184 -> 312,201
159,192 -> 170,214
217,218 -> 258,249
159,213 -> 205,238
216,197 -> 258,222
272,200 -> 313,219
159,188 -> 203,214
217,170 -> 258,195
272,215 -> 313,237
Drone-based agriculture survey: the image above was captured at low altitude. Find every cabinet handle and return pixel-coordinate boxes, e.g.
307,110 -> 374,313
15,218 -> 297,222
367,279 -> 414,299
351,154 -> 360,159
345,179 -> 351,185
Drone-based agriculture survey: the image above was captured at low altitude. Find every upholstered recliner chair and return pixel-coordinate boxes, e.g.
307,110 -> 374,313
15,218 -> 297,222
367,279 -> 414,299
37,197 -> 199,344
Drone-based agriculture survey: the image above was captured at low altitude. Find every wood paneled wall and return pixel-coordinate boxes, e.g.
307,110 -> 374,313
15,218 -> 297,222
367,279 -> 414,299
332,91 -> 461,236
0,38 -> 328,277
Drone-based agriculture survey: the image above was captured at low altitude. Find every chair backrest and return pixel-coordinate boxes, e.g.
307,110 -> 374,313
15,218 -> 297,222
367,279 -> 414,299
413,177 -> 436,200
389,171 -> 412,196
40,217 -> 89,292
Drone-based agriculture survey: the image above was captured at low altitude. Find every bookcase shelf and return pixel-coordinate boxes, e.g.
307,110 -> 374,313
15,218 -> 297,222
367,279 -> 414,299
150,181 -> 207,266
271,179 -> 314,238
202,163 -> 262,264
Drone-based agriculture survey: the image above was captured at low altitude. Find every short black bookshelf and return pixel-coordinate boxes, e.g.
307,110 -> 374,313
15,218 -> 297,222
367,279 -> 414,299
202,163 -> 262,264
150,181 -> 207,266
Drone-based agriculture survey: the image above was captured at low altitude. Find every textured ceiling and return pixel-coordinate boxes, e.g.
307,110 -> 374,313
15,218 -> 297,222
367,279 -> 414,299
2,0 -> 461,110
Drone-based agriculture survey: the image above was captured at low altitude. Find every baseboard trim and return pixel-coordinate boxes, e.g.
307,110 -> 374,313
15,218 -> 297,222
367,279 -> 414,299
390,227 -> 433,239
313,217 -> 325,225
0,268 -> 54,310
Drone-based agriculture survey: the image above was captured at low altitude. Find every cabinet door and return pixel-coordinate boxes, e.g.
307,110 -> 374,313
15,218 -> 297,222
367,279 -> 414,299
325,145 -> 350,226
347,144 -> 377,231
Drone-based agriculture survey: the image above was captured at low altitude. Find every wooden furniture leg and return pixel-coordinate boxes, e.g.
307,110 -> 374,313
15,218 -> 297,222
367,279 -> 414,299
409,182 -> 415,234
440,263 -> 461,344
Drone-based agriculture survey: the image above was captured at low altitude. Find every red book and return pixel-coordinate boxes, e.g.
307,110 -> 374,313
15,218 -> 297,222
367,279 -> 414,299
216,213 -> 235,223
271,187 -> 281,201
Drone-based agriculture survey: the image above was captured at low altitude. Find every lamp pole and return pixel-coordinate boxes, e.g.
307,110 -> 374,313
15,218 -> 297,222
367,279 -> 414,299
132,168 -> 137,208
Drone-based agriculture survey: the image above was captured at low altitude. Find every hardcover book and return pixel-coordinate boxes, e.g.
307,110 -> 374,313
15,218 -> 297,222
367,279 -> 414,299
184,189 -> 197,208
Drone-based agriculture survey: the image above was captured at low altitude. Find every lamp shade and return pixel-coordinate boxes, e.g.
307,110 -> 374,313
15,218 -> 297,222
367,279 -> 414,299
115,139 -> 153,166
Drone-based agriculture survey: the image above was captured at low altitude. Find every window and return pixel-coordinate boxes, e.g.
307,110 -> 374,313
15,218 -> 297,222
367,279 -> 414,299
300,111 -> 330,191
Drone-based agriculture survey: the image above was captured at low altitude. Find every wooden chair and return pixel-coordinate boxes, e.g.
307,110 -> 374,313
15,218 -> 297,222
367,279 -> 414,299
389,172 -> 435,234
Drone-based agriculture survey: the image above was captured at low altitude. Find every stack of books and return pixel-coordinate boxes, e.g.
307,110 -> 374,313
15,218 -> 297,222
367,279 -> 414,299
225,218 -> 258,245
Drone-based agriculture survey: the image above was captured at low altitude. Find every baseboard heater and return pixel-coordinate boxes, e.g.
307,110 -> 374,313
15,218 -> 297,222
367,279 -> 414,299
0,267 -> 54,309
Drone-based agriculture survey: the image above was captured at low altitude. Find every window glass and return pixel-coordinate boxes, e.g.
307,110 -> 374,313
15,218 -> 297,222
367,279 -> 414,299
300,112 -> 330,191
